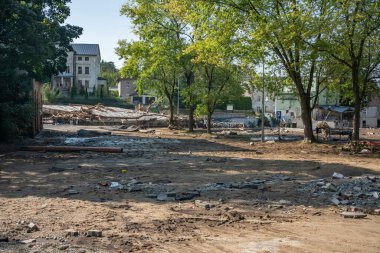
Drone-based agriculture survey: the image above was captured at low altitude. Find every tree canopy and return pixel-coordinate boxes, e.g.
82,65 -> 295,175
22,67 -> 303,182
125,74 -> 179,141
0,0 -> 82,141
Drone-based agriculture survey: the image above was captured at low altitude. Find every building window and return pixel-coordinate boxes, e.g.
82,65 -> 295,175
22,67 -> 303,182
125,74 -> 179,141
257,106 -> 261,112
78,56 -> 82,61
85,80 -> 89,88
66,66 -> 70,73
85,57 -> 89,61
78,66 -> 82,74
78,80 -> 82,86
290,112 -> 295,117
85,67 -> 89,75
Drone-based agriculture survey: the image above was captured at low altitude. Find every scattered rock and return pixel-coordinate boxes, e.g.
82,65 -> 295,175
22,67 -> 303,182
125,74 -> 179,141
332,172 -> 344,179
175,191 -> 200,201
157,192 -> 176,201
249,142 -> 254,146
341,212 -> 367,219
27,223 -> 39,232
194,200 -> 215,210
87,230 -> 102,237
22,239 -> 36,244
66,189 -> 79,195
65,229 -> 79,237
372,192 -> 379,199
323,183 -> 337,192
58,245 -> 69,250
0,236 -> 9,242
331,198 -> 340,205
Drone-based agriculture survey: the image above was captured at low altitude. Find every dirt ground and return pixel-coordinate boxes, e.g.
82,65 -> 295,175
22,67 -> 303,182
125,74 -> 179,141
1,125 -> 380,253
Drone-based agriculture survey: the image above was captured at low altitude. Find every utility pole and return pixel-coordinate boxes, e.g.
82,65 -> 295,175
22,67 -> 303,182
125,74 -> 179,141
261,59 -> 265,142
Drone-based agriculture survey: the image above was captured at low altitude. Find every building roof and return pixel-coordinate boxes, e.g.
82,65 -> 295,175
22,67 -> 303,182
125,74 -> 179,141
319,105 -> 354,113
71,44 -> 100,56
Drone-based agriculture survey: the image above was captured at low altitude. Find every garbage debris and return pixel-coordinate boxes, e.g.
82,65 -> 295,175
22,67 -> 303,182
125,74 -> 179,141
43,104 -> 168,127
110,182 -> 121,188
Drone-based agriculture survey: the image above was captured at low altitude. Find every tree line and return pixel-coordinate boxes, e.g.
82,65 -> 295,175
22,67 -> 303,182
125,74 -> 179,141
117,0 -> 380,141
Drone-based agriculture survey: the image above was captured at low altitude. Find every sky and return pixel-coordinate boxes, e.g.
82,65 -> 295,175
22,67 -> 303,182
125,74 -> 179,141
65,0 -> 138,69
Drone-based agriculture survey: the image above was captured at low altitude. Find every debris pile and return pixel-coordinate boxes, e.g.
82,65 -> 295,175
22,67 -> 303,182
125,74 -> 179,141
299,173 -> 380,211
43,104 -> 168,126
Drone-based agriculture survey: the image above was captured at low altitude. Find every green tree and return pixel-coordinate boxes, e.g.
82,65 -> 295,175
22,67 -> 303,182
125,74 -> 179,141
319,0 -> 380,140
0,0 -> 82,141
100,60 -> 118,87
195,64 -> 244,133
117,0 -> 189,125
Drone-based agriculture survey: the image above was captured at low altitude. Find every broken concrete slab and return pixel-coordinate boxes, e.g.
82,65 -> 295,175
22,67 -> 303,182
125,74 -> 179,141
341,212 -> 367,219
27,223 -> 39,232
87,230 -> 102,237
65,229 -> 79,237
175,191 -> 200,201
22,239 -> 36,244
331,198 -> 340,205
157,193 -> 176,201
194,200 -> 215,210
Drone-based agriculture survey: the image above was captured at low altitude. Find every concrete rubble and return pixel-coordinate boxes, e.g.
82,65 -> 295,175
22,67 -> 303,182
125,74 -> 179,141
299,173 -> 380,212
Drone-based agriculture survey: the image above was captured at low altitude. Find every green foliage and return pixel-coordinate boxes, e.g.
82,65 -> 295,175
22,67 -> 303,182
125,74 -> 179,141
0,0 -> 82,141
100,61 -> 119,87
230,97 -> 252,111
43,84 -> 60,104
70,85 -> 77,99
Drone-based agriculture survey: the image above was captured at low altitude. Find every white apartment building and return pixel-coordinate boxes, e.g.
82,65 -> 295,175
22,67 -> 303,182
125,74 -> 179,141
52,44 -> 102,95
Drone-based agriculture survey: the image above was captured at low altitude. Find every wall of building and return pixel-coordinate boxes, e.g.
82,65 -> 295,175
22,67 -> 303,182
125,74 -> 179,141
75,54 -> 100,91
118,79 -> 137,99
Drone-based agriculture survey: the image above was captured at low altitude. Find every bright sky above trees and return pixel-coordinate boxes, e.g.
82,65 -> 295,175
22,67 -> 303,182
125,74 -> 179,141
66,0 -> 137,68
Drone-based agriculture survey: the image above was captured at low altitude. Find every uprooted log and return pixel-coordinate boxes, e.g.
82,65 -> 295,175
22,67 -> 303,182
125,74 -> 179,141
20,146 -> 123,153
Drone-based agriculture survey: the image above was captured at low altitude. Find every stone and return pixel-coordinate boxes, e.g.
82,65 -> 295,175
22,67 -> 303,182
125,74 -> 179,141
87,230 -> 102,237
127,185 -> 143,192
65,229 -> 79,237
157,193 -> 175,201
67,189 -> 79,195
331,198 -> 340,205
27,223 -> 39,232
324,183 -> 337,192
0,236 -> 9,242
332,172 -> 344,179
372,192 -> 379,199
175,191 -> 200,201
58,245 -> 69,250
194,200 -> 215,210
239,183 -> 259,189
22,239 -> 36,244
341,212 -> 367,219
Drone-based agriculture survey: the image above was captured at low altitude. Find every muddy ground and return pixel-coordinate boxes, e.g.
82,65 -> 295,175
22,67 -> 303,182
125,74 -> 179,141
1,125 -> 380,253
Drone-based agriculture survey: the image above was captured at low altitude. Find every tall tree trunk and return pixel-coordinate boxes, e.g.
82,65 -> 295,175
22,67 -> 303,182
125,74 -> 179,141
300,98 -> 315,143
168,98 -> 174,125
292,73 -> 316,142
352,67 -> 361,141
298,91 -> 316,143
207,111 -> 212,134
188,105 -> 195,132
